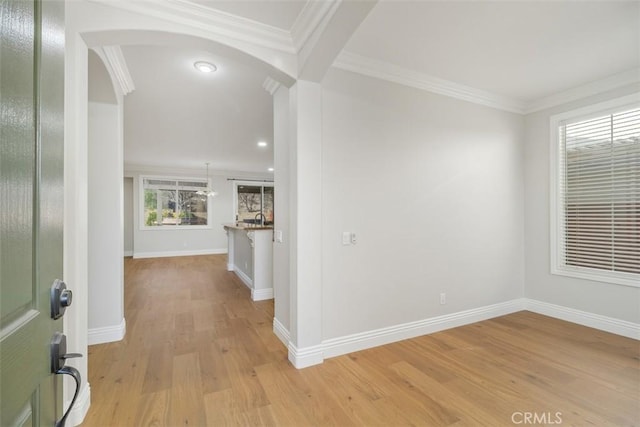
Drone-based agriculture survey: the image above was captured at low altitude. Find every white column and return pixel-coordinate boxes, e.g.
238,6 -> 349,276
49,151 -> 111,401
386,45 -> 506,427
288,80 -> 324,368
63,31 -> 91,425
269,81 -> 291,344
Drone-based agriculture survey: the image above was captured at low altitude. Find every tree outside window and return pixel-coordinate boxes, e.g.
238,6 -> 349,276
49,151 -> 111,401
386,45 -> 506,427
142,178 -> 209,227
236,183 -> 274,225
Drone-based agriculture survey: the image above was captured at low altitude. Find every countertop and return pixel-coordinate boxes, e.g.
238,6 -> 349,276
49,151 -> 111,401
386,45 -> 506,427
223,223 -> 274,231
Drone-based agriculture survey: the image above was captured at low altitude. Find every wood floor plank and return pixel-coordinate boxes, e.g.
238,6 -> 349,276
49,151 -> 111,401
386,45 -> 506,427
167,352 -> 206,426
132,390 -> 170,427
82,255 -> 640,427
141,341 -> 174,395
197,333 -> 232,394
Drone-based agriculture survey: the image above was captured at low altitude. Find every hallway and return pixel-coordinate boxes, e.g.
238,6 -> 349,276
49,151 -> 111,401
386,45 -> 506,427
82,255 -> 639,426
84,255 -> 284,425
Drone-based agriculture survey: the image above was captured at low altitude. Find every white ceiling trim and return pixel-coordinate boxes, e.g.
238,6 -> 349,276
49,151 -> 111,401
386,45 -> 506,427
262,77 -> 281,96
290,0 -> 339,53
334,51 -> 526,114
101,46 -> 135,95
334,52 -> 640,115
524,68 -> 640,114
124,163 -> 271,179
92,46 -> 135,96
89,0 -> 296,54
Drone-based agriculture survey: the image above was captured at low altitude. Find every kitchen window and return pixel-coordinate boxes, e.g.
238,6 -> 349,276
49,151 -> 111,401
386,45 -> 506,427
234,182 -> 274,226
141,176 -> 210,228
550,95 -> 639,287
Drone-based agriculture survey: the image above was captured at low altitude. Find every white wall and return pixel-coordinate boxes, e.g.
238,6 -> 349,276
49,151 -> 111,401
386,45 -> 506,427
321,69 -> 525,340
128,167 -> 271,258
123,177 -> 133,256
88,101 -> 125,333
524,83 -> 640,324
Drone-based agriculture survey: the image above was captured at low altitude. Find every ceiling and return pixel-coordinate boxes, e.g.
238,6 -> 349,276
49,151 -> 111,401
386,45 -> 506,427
121,44 -> 274,173
115,0 -> 639,173
344,1 -> 639,103
188,0 -> 306,31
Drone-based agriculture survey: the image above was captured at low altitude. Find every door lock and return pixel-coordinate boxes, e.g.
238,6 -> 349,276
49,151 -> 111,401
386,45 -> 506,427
51,279 -> 72,320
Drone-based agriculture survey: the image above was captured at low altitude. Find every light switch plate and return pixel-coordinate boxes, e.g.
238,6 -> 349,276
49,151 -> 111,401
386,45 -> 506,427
342,232 -> 351,245
275,230 -> 283,243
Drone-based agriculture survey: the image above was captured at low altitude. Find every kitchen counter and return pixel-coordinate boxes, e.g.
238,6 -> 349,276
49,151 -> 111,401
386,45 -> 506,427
222,223 -> 273,231
223,224 -> 273,301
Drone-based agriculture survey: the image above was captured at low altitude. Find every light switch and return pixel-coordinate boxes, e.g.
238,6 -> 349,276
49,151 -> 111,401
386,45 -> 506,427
350,233 -> 357,245
342,232 -> 351,245
275,230 -> 283,243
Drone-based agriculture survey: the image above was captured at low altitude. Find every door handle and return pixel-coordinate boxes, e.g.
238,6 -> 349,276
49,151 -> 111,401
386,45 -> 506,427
50,332 -> 83,427
51,279 -> 72,320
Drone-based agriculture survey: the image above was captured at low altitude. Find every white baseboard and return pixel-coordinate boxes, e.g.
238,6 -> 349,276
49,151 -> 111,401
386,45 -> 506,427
252,287 -> 274,301
232,267 -> 253,289
322,299 -> 525,359
524,299 -> 640,340
273,317 -> 290,347
288,342 -> 325,369
123,250 -> 133,257
281,297 -> 639,370
68,382 -> 90,426
133,248 -> 227,259
88,318 -> 126,345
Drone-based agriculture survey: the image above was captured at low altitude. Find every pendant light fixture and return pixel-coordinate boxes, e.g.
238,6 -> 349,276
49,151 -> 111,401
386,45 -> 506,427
196,162 -> 217,198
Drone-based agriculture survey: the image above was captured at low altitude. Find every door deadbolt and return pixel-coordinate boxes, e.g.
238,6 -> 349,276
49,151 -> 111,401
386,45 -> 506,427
51,279 -> 72,320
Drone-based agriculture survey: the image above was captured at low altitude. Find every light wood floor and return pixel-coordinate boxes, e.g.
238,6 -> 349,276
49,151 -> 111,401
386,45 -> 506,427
82,255 -> 639,426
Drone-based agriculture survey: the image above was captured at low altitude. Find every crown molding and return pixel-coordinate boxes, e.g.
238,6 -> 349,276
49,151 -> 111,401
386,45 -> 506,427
334,51 -> 640,115
262,76 -> 281,96
123,163 -> 272,179
290,0 -> 339,53
524,68 -> 640,114
99,46 -> 135,95
88,0 -> 296,54
334,51 -> 526,114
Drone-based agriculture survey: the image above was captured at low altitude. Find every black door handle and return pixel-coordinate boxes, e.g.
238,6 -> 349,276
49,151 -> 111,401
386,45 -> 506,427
50,332 -> 83,427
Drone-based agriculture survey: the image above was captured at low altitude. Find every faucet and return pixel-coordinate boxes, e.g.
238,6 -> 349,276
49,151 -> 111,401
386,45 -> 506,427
254,212 -> 266,226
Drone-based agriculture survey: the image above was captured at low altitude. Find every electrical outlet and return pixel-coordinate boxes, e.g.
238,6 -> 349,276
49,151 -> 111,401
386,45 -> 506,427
440,292 -> 446,305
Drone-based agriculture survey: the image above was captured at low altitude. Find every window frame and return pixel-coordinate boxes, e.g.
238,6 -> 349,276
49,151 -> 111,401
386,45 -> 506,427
232,180 -> 274,225
549,93 -> 640,288
139,174 -> 213,231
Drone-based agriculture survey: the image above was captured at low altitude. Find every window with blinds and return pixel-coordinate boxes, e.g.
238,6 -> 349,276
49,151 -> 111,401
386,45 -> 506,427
552,99 -> 639,286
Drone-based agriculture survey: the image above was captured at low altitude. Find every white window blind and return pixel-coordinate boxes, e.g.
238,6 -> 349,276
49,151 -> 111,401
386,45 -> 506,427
558,108 -> 639,277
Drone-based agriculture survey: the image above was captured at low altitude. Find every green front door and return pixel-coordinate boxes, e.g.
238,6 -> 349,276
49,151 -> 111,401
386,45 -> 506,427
1,0 -> 66,425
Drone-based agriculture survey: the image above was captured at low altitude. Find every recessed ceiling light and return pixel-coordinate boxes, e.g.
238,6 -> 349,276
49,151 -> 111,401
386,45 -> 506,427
194,61 -> 217,73
257,141 -> 268,147
268,167 -> 274,172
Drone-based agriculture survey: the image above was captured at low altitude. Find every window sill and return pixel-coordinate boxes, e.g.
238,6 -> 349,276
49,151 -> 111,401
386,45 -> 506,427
551,265 -> 639,288
140,225 -> 212,231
